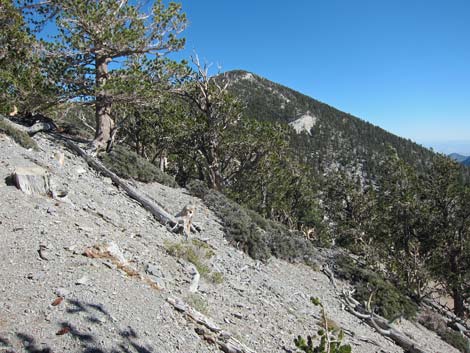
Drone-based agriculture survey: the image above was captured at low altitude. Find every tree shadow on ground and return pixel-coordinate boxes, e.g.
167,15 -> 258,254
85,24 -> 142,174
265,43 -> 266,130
6,299 -> 154,353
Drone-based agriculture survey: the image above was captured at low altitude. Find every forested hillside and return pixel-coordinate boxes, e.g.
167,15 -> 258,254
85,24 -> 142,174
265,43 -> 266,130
224,70 -> 436,177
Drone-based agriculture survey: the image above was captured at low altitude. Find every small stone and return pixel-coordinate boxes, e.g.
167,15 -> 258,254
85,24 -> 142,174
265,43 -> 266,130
27,271 -> 46,281
75,166 -> 86,175
233,312 -> 244,319
75,276 -> 89,285
150,277 -> 165,289
38,245 -> 51,261
145,264 -> 161,277
55,287 -> 70,297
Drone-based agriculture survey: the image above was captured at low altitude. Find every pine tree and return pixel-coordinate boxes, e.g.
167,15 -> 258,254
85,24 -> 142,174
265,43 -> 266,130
20,0 -> 186,151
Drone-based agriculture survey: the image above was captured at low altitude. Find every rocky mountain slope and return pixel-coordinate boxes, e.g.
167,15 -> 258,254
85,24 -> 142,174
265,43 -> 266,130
0,132 -> 460,353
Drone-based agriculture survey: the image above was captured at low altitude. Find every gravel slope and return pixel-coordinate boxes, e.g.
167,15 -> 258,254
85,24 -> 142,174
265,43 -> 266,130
0,132 -> 459,353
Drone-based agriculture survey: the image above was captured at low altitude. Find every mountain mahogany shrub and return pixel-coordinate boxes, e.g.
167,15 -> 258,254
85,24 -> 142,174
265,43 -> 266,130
187,180 -> 319,266
335,255 -> 417,320
100,145 -> 178,187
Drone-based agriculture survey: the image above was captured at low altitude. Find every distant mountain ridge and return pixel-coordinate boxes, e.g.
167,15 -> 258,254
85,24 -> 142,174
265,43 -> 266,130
449,153 -> 469,163
222,70 -> 436,178
449,153 -> 470,166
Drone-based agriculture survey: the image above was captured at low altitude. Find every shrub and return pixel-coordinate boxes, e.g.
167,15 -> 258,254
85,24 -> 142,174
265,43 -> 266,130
294,297 -> 352,353
165,239 -> 218,281
0,118 -> 38,150
334,255 -> 418,320
210,271 -> 224,284
418,310 -> 470,353
100,145 -> 178,187
440,330 -> 470,353
185,293 -> 208,315
187,180 -> 320,266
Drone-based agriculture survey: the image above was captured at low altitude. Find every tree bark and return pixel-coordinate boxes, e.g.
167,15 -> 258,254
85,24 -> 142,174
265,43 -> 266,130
452,284 -> 466,318
91,56 -> 114,151
450,251 -> 466,318
206,143 -> 223,191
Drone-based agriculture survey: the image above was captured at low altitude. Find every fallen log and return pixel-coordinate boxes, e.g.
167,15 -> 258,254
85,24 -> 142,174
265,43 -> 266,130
167,297 -> 256,353
65,140 -> 178,227
342,289 -> 429,353
0,114 -> 55,136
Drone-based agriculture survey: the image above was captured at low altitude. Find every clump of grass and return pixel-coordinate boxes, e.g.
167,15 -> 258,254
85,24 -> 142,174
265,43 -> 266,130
100,145 -> 178,187
186,179 -> 320,267
165,239 -> 218,281
0,118 -> 38,150
185,293 -> 209,315
334,255 -> 418,320
210,271 -> 224,285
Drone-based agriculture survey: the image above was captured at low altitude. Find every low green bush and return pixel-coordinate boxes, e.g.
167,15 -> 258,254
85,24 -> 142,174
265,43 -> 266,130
165,239 -> 223,284
440,330 -> 470,353
0,118 -> 38,150
185,293 -> 209,315
335,255 -> 418,320
186,180 -> 319,267
100,145 -> 178,187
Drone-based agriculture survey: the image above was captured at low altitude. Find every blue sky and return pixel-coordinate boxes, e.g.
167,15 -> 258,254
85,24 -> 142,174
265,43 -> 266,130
171,0 -> 470,155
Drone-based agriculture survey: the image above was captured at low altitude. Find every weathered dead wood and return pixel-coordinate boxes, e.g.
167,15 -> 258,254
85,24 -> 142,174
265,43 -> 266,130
12,166 -> 51,196
167,296 -> 221,332
65,140 -> 179,227
0,115 -> 55,136
422,298 -> 470,339
167,297 -> 256,353
188,264 -> 200,293
322,264 -> 337,289
342,290 -> 429,353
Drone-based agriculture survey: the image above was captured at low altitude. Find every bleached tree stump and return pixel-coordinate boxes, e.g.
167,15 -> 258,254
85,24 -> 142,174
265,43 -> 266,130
12,167 -> 51,196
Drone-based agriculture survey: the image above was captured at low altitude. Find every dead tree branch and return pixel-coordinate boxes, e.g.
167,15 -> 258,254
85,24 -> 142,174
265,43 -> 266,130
65,139 -> 178,227
342,289 -> 429,353
167,297 -> 256,353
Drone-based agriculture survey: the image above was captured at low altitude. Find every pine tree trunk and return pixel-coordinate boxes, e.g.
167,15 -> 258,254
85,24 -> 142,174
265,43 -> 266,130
450,254 -> 466,318
207,145 -> 223,191
91,56 -> 114,151
453,287 -> 466,318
